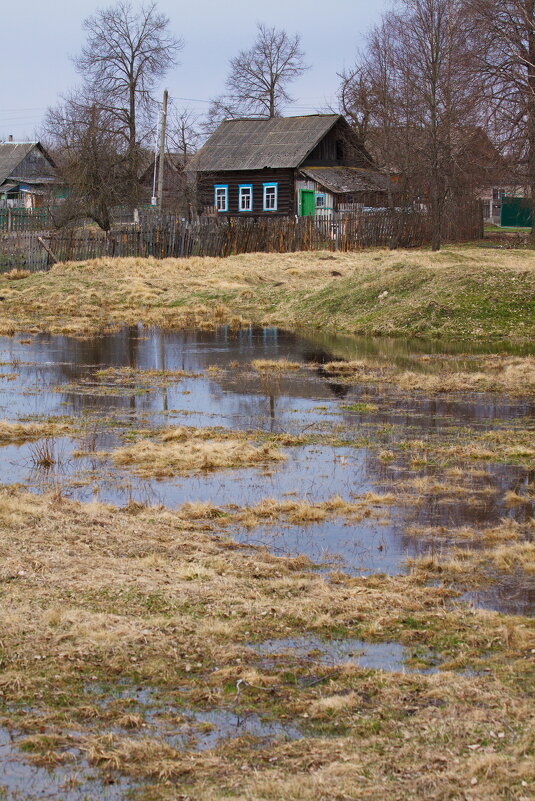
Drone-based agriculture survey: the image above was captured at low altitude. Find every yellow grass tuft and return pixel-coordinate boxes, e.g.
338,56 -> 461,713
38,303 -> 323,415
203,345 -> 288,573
252,359 -> 302,372
323,356 -> 535,396
2,269 -> 31,281
112,426 -> 285,477
0,420 -> 67,444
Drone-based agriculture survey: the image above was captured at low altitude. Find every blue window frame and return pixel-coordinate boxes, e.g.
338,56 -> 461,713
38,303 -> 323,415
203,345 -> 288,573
316,193 -> 326,208
263,183 -> 278,211
239,184 -> 253,212
214,184 -> 228,212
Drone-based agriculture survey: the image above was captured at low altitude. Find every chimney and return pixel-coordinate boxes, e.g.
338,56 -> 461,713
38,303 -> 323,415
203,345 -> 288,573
8,135 -> 13,142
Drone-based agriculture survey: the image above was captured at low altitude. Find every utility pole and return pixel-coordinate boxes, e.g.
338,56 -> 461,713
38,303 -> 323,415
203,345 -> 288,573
157,89 -> 168,208
151,109 -> 159,206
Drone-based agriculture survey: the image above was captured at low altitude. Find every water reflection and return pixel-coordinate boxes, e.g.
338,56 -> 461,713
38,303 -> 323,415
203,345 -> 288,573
0,325 -> 533,615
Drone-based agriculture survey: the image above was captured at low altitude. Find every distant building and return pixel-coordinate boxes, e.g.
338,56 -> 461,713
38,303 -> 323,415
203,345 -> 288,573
0,140 -> 61,209
479,183 -> 530,224
190,114 -> 389,217
138,152 -> 188,209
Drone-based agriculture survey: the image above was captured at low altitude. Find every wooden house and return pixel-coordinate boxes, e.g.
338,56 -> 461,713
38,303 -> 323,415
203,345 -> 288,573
191,114 -> 389,217
0,140 -> 59,208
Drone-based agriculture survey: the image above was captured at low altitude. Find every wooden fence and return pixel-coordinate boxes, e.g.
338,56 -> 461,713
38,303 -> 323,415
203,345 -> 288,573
0,206 -> 483,272
0,204 -> 156,233
0,208 -> 52,232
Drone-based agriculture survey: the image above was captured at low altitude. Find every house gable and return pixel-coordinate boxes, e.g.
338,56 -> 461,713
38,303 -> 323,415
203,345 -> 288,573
0,142 -> 56,187
300,118 -> 374,169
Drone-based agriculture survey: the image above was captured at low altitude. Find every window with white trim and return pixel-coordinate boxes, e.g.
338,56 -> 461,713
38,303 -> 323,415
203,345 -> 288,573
214,185 -> 228,212
263,183 -> 278,211
239,185 -> 253,211
316,194 -> 326,208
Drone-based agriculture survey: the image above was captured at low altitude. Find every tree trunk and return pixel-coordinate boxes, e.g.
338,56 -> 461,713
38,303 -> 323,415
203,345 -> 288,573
127,75 -> 138,201
528,6 -> 535,245
269,86 -> 275,118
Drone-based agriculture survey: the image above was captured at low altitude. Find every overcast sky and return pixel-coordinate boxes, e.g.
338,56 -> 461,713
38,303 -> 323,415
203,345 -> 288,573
1,0 -> 390,142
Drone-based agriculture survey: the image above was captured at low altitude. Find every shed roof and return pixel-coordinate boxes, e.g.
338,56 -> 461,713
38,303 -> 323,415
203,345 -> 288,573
192,115 -> 342,172
300,166 -> 390,194
0,142 -> 56,186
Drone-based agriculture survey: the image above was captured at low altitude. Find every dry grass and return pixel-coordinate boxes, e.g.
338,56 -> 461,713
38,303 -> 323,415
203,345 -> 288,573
225,493 -> 395,529
111,426 -> 285,477
0,247 -> 534,342
94,366 -> 199,386
407,518 -> 529,544
29,438 -> 57,468
323,355 -> 535,396
0,487 -> 533,800
252,359 -> 302,372
0,419 -> 67,444
2,268 -> 31,280
363,425 -> 535,470
409,525 -> 535,582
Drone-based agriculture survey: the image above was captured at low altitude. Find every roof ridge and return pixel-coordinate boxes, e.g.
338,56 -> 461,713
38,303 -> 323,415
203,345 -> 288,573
193,114 -> 346,172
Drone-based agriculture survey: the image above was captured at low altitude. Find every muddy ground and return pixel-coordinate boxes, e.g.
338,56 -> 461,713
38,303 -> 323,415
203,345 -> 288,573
0,318 -> 533,800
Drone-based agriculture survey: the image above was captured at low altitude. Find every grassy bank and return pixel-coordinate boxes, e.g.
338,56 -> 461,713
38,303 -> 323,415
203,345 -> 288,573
0,488 -> 533,801
0,246 -> 534,342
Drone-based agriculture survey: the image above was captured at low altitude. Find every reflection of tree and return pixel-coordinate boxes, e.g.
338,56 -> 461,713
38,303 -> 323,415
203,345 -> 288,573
46,326 -> 145,415
325,382 -> 351,399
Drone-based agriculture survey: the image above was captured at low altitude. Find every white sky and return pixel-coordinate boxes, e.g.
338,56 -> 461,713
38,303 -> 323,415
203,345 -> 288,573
1,0 -> 390,141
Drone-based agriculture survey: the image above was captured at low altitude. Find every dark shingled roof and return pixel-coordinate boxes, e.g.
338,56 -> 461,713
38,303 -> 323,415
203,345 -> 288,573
0,142 -> 56,187
0,143 -> 36,185
192,115 -> 342,172
300,166 -> 390,194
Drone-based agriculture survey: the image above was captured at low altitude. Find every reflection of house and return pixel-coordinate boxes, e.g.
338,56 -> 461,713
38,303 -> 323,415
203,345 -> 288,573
191,114 -> 389,217
0,140 -> 59,208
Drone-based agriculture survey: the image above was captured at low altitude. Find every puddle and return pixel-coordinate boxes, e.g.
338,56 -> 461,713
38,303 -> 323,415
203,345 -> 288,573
250,636 -> 439,673
0,325 -> 534,615
82,682 -> 302,751
0,728 -> 135,801
169,708 -> 302,750
0,683 -> 302,800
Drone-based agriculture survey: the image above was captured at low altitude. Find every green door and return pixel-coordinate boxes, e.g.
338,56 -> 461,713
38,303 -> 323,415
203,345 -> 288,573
300,189 -> 315,217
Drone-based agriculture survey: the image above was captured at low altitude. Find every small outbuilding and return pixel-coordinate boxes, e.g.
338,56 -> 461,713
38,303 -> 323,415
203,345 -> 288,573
0,140 -> 59,208
191,114 -> 389,217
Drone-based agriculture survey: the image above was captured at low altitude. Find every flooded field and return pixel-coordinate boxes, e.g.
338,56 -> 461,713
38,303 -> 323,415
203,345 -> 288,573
0,324 -> 534,801
0,325 -> 533,613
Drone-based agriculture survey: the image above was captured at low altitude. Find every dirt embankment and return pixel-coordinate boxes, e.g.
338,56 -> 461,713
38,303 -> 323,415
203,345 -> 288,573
0,246 -> 534,342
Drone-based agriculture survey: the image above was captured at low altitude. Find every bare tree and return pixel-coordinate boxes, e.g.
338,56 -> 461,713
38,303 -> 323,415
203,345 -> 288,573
45,97 -> 130,230
341,0 -> 483,250
161,106 -> 202,216
468,0 -> 535,238
167,106 -> 201,159
207,23 -> 308,127
75,1 -> 183,191
338,65 -> 373,143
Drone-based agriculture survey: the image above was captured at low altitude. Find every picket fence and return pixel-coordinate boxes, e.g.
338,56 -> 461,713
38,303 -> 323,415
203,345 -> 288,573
0,207 -> 483,272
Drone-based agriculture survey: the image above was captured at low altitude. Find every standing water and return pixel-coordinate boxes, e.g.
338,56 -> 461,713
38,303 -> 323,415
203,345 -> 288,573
0,324 -> 533,615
